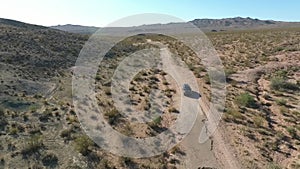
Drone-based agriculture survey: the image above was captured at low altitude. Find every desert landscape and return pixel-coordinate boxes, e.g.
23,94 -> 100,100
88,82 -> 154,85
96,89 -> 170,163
0,16 -> 299,169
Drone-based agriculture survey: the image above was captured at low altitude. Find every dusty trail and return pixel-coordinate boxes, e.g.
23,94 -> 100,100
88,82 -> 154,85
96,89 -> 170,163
151,40 -> 241,169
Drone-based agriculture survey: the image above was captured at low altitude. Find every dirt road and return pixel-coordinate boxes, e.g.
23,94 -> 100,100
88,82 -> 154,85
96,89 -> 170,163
152,40 -> 241,169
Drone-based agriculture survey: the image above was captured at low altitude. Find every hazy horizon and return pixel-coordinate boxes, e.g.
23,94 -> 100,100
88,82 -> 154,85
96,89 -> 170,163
2,16 -> 300,28
0,0 -> 299,27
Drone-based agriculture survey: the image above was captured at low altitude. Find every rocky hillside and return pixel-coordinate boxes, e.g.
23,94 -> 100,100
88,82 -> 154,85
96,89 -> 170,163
0,19 -> 87,79
0,18 -> 47,30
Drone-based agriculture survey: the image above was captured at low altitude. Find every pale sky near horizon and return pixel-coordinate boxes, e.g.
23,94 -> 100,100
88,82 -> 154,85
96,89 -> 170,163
0,0 -> 299,27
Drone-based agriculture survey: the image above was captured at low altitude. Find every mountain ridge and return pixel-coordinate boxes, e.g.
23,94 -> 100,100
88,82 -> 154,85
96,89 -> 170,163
50,17 -> 300,34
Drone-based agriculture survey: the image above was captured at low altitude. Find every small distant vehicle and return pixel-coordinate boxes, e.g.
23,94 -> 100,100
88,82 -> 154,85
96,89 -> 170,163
183,84 -> 192,96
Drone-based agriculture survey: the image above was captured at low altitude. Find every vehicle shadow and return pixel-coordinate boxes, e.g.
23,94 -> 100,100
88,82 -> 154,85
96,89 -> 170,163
184,91 -> 201,99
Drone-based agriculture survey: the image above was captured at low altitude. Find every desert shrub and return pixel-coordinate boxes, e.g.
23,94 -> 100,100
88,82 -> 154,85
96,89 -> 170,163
39,109 -> 52,122
0,107 -> 4,116
235,92 -> 256,108
152,116 -> 162,125
225,68 -> 236,78
279,106 -> 289,115
286,127 -> 297,138
275,98 -> 287,106
149,116 -> 162,128
168,107 -> 179,113
274,46 -> 284,52
270,77 -> 299,91
283,82 -> 299,90
123,124 -> 133,136
21,135 -> 43,156
9,127 -> 19,135
228,108 -> 243,119
275,70 -> 288,78
66,115 -> 78,124
42,153 -> 58,167
162,80 -> 169,85
0,110 -> 8,131
60,128 -> 73,140
0,158 -> 4,166
133,74 -> 143,82
104,87 -> 112,96
142,86 -> 150,93
122,156 -> 134,166
253,115 -> 264,127
270,78 -> 285,90
74,135 -> 94,155
266,163 -> 281,169
30,163 -> 44,169
203,74 -> 210,84
95,75 -> 101,81
98,159 -> 114,169
65,166 -> 82,169
104,108 -> 120,125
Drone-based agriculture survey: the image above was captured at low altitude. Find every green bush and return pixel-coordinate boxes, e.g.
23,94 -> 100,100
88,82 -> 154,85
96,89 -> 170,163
236,92 -> 257,108
149,116 -> 162,128
270,77 -> 299,91
153,116 -> 162,125
74,135 -> 94,155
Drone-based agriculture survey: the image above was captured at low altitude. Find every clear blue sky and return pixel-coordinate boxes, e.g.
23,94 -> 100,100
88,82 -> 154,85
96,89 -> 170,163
0,0 -> 299,27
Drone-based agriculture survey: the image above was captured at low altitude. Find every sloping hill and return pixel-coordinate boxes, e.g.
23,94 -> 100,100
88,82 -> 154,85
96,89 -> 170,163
51,24 -> 99,34
0,18 -> 48,29
0,19 -> 87,80
0,17 -> 87,105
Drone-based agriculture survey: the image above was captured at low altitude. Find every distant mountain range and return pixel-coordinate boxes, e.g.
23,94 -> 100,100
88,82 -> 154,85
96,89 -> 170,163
50,24 -> 99,34
189,17 -> 278,29
1,17 -> 300,35
50,17 -> 300,34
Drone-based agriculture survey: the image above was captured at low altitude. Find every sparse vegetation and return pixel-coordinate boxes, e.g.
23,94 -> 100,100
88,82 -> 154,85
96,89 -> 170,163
235,92 -> 257,108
